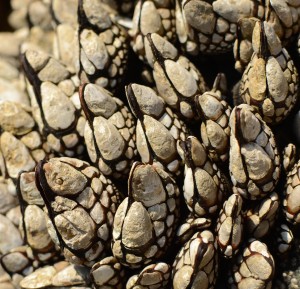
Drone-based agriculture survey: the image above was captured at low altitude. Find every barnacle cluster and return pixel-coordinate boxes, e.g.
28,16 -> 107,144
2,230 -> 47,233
1,1 -> 300,289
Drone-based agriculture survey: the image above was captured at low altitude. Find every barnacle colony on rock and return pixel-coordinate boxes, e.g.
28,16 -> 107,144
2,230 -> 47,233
1,0 -> 300,289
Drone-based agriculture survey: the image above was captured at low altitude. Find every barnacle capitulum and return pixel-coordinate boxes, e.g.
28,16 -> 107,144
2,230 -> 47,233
228,239 -> 275,289
21,49 -> 86,157
144,33 -> 208,120
283,143 -> 297,173
126,262 -> 171,289
35,157 -> 122,266
90,256 -> 125,289
112,162 -> 180,268
273,223 -> 294,257
229,104 -> 281,200
239,20 -> 299,124
18,262 -> 91,289
216,193 -> 243,258
175,0 -> 265,55
78,0 -> 129,92
176,215 -> 212,244
172,230 -> 218,289
126,83 -> 188,177
80,83 -> 137,179
195,73 -> 232,162
17,171 -> 60,261
130,0 -> 176,62
0,101 -> 47,180
283,159 -> 300,224
244,191 -> 279,239
178,136 -> 226,217
233,17 -> 259,72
